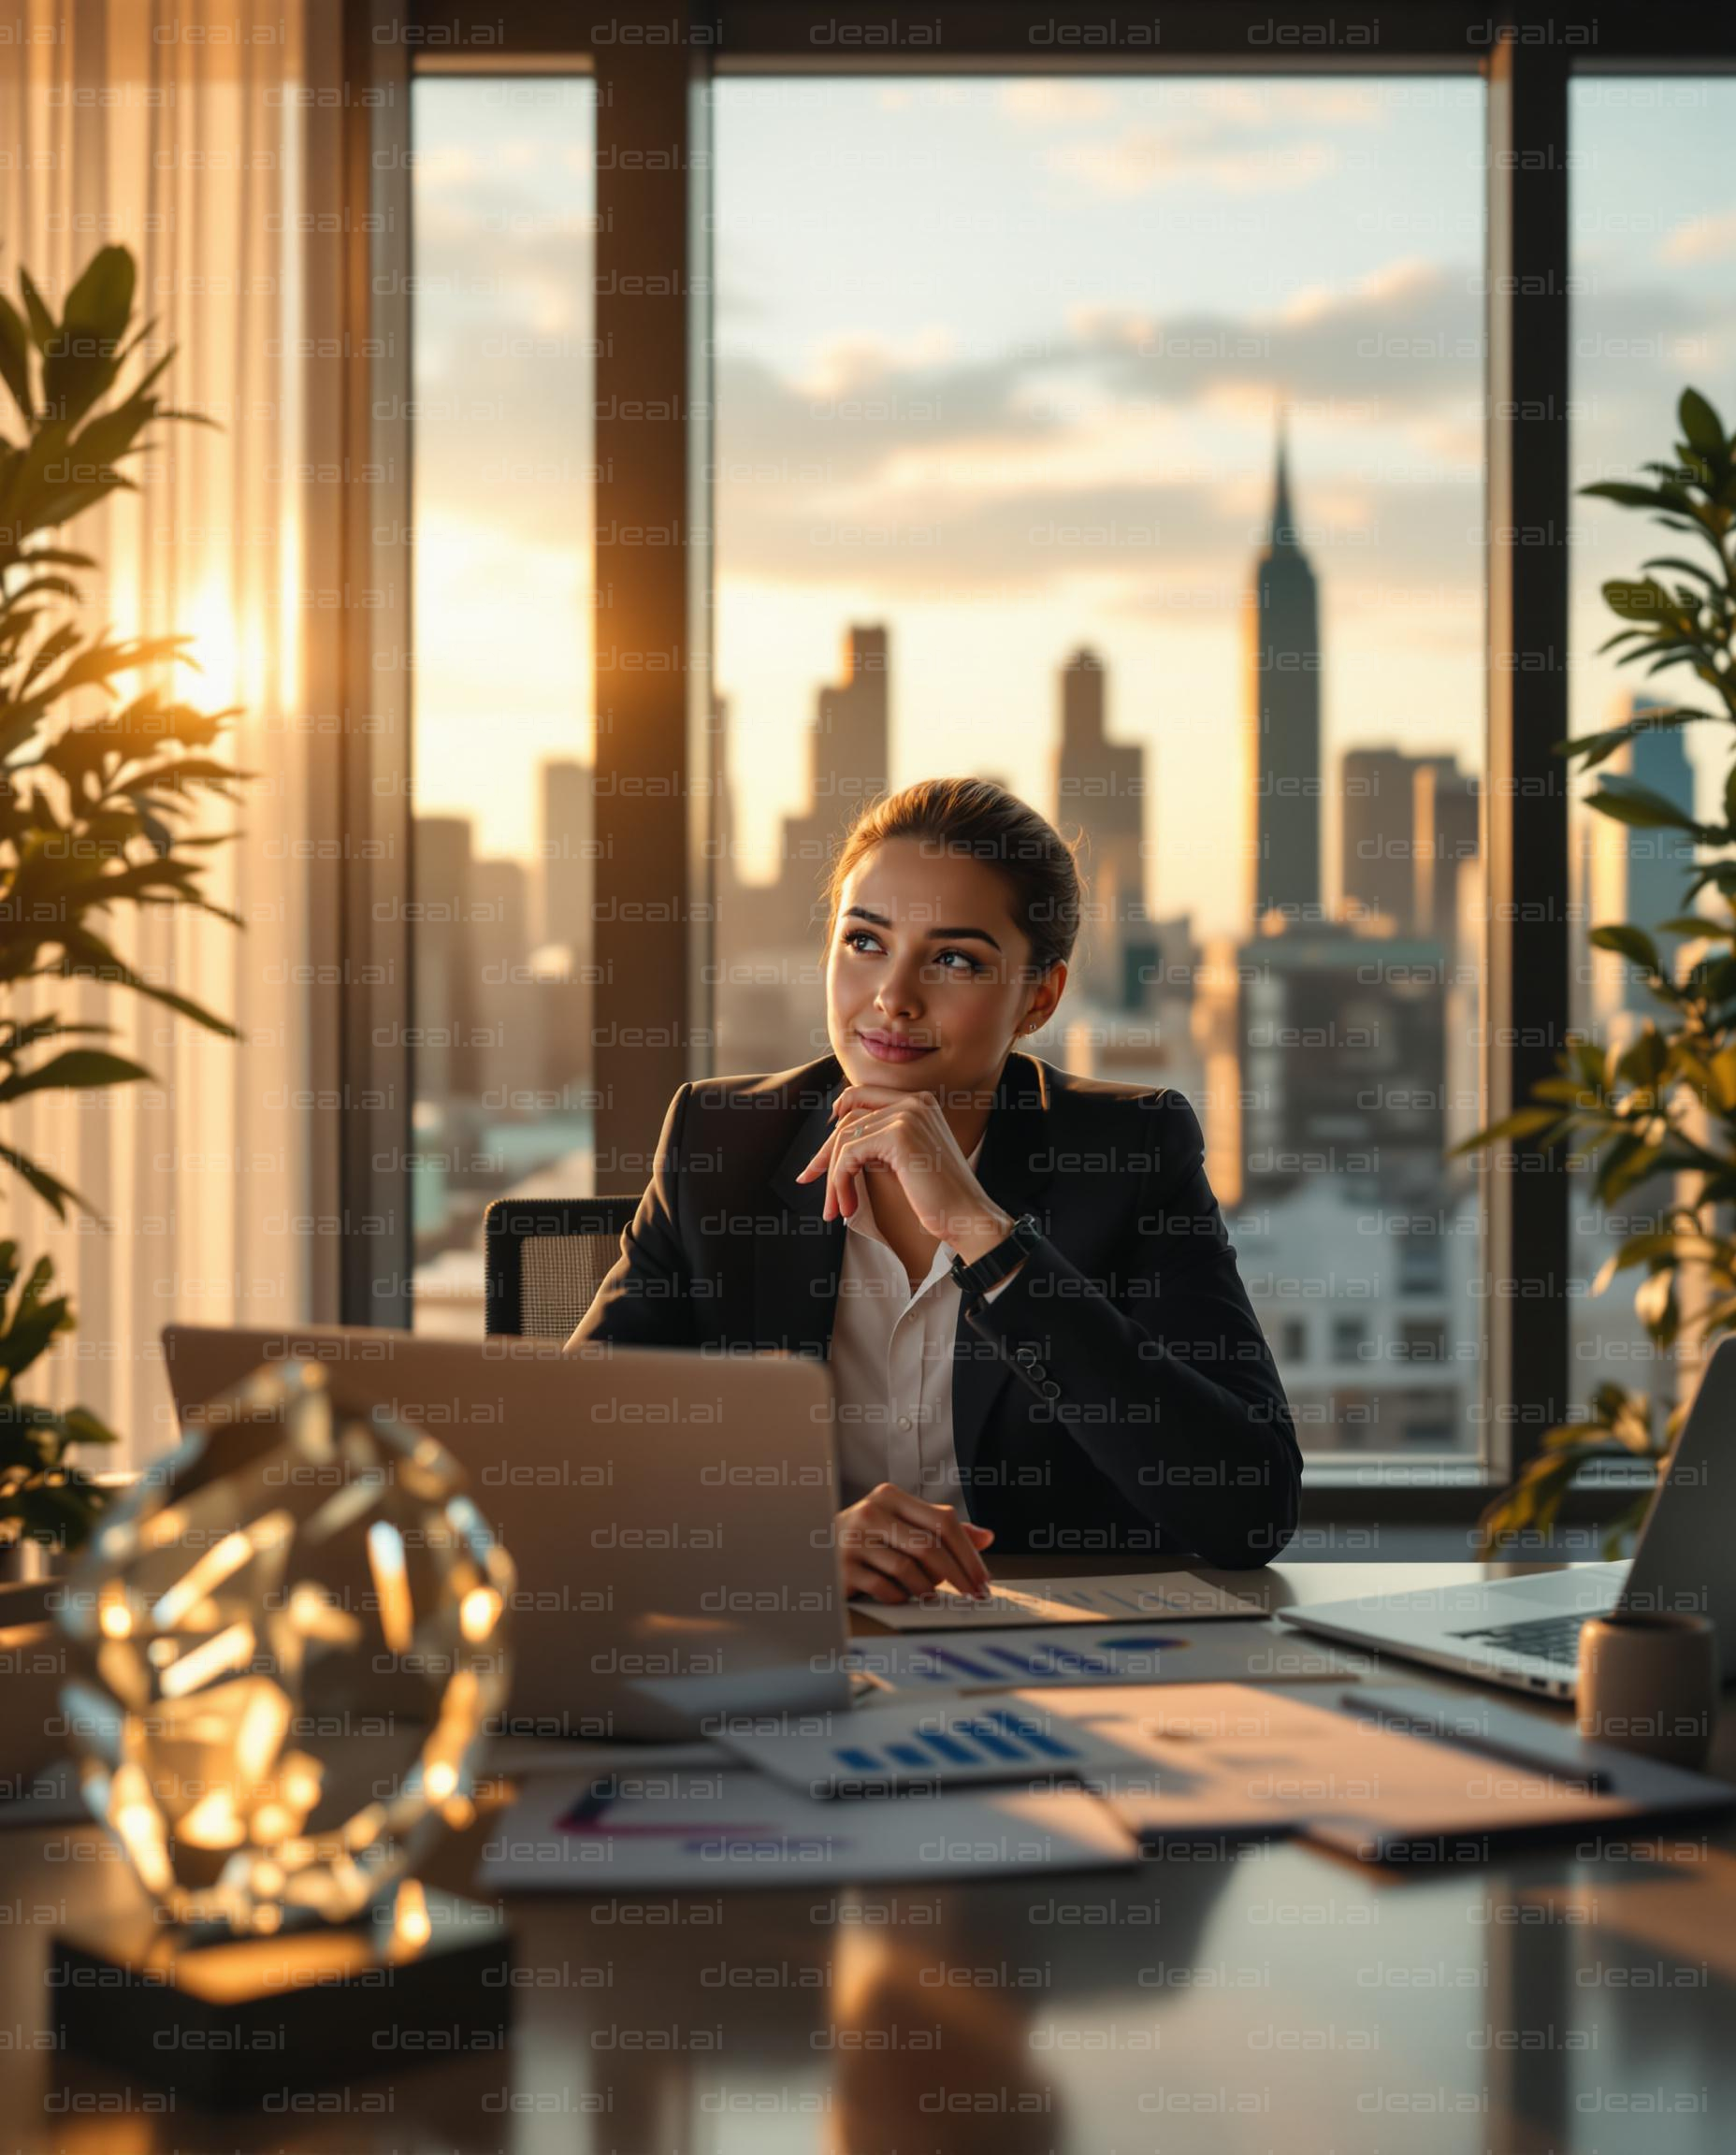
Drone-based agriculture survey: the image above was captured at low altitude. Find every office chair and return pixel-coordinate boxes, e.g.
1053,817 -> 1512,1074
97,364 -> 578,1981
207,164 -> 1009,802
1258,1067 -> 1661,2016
484,1195 -> 641,1339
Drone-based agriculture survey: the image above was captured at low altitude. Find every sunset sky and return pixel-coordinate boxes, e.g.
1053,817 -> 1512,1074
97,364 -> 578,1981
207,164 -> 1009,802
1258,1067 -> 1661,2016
412,72 -> 1735,943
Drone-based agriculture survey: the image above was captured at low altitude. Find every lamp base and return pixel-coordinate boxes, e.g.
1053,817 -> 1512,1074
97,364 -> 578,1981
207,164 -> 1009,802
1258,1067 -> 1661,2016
51,1890 -> 512,2107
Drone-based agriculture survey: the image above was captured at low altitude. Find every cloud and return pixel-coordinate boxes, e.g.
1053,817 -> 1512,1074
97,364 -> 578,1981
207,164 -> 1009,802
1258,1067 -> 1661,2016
1079,261 -> 1484,409
407,172 -> 1726,624
1029,73 -> 1409,200
789,327 -> 962,401
1664,210 -> 1736,264
997,80 -> 1118,126
416,254 -> 1493,586
1049,127 -> 1339,199
1178,80 -> 1388,129
719,463 -> 1481,600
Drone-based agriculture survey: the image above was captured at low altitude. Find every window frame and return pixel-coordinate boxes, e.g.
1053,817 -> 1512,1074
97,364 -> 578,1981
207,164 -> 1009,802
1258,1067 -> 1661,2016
328,1 -> 1736,1525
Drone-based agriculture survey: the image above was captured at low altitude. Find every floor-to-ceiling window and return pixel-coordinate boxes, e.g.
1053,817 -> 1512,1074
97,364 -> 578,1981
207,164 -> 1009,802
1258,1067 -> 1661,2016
1568,75 -> 1736,1416
708,73 -> 1488,1462
408,72 -> 598,1335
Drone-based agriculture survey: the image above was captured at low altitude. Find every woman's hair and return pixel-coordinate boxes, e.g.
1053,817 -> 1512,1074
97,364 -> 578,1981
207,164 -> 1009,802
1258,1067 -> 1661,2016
822,777 -> 1082,974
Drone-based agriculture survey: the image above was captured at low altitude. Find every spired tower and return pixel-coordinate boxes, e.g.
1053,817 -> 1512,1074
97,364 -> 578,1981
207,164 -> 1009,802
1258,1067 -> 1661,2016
1244,416 -> 1323,928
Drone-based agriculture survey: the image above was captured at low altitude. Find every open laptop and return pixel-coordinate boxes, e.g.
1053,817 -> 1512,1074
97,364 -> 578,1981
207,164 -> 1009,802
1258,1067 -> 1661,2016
1278,1335 -> 1736,1700
161,1325 -> 852,1742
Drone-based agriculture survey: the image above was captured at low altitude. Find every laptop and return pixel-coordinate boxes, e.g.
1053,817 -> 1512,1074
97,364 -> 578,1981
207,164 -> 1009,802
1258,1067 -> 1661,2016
1278,1336 -> 1736,1700
161,1324 -> 853,1742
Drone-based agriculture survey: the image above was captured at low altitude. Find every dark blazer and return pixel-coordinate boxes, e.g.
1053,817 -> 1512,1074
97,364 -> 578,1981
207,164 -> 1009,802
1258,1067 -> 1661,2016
570,1051 -> 1302,1569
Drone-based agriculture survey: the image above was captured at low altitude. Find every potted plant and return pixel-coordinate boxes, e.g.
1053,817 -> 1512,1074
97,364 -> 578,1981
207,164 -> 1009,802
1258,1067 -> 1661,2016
0,242 -> 248,1584
1454,386 -> 1736,1555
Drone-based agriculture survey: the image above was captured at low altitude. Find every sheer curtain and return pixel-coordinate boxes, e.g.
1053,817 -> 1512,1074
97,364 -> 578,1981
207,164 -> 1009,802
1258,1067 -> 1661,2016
0,0 -> 346,1463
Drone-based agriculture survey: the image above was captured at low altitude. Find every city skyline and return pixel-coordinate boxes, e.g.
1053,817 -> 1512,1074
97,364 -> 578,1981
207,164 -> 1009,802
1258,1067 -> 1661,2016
408,69 -> 1736,1407
412,75 -> 1736,941
438,426 -> 1481,963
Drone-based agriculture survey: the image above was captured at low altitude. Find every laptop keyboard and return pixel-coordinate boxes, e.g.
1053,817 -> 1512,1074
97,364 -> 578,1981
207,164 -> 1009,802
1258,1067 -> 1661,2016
1449,1612 -> 1591,1666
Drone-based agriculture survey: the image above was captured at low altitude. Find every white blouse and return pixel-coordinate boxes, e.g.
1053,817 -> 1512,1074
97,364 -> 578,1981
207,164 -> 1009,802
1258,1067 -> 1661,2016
830,1139 -> 1013,1520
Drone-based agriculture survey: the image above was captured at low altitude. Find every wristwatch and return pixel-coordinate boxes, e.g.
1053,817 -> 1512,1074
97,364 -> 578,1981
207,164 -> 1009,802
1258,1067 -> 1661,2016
949,1212 -> 1041,1302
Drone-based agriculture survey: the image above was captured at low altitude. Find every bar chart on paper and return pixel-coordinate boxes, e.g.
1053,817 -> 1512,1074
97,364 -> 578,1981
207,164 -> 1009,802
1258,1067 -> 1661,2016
863,1633 -> 1194,1690
848,1623 -> 1360,1693
853,1571 -> 1266,1631
716,1699 -> 1142,1797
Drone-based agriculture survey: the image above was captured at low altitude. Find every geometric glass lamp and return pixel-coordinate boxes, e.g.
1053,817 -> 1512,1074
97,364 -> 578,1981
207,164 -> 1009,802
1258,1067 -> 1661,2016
56,1359 -> 515,1935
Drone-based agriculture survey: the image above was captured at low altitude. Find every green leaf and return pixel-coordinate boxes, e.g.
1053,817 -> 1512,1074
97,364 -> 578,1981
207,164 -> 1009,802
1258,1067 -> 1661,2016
1477,1444 -> 1615,1548
10,545 -> 95,572
1599,1137 -> 1666,1205
1634,1266 -> 1679,1344
0,294 -> 32,418
60,246 -> 135,340
16,268 -> 54,351
1579,482 -> 1675,510
58,1406 -> 119,1449
1601,577 -> 1679,625
1613,1025 -> 1669,1090
1588,924 -> 1660,973
1530,1076 -> 1595,1105
1590,1230 -> 1692,1294
1447,1106 -> 1559,1156
1678,386 -> 1727,463
1642,556 -> 1722,591
0,1049 -> 152,1105
51,933 -> 241,1042
0,1468 -> 108,1551
1584,775 -> 1703,833
1600,1501 -> 1653,1563
1556,705 -> 1720,774
0,1143 -> 94,1222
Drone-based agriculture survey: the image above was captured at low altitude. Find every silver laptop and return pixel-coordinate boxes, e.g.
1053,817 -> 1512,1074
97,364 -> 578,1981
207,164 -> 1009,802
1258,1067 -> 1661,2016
161,1325 -> 851,1742
1278,1336 -> 1736,1700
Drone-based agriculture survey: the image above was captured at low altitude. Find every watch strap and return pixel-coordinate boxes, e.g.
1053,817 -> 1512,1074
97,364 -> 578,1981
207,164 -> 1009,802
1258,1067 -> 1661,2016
949,1211 -> 1040,1300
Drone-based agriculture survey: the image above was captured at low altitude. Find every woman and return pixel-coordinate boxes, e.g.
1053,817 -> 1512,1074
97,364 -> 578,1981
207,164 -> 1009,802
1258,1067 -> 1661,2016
569,777 -> 1301,1601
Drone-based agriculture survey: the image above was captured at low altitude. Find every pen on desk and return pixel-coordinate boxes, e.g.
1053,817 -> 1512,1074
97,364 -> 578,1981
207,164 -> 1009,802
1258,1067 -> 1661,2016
558,1776 -> 618,1830
1350,1701 -> 1613,1793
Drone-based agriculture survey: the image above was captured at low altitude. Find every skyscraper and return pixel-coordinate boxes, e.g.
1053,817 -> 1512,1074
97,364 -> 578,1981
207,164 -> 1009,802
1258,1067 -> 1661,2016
413,815 -> 485,1104
713,629 -> 893,1069
537,758 -> 592,957
1237,926 -> 1447,1207
1245,417 -> 1323,930
1339,745 -> 1457,935
759,624 -> 894,946
809,624 -> 890,830
1584,691 -> 1700,1029
1053,646 -> 1148,1002
1412,760 -> 1480,960
470,857 -> 540,1102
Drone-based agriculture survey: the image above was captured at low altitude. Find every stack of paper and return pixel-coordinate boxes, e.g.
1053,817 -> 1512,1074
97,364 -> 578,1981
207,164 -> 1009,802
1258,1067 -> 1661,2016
712,1683 -> 1736,1859
474,1680 -> 1736,1892
847,1621 -> 1363,1694
478,1766 -> 1139,1891
855,1570 -> 1264,1629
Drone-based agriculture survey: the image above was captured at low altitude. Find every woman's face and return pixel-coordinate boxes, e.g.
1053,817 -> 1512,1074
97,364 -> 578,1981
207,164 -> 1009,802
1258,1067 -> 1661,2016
825,838 -> 1066,1101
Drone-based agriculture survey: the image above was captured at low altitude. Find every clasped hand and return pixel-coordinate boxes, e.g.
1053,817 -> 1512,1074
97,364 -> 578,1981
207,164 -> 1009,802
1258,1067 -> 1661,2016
793,1083 -> 1011,1258
797,1086 -> 1007,1602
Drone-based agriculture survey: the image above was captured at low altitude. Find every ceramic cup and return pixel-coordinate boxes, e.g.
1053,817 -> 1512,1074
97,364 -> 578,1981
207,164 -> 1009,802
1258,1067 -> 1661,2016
1577,1611 -> 1719,1771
